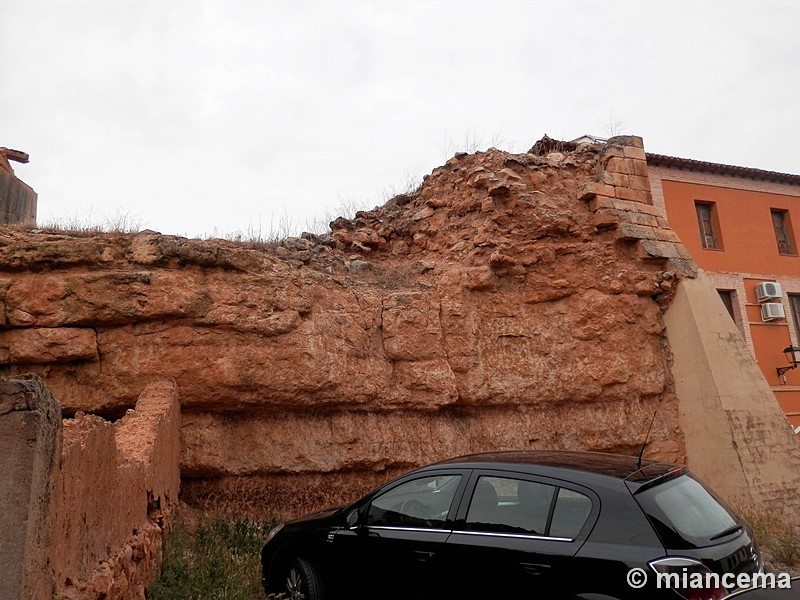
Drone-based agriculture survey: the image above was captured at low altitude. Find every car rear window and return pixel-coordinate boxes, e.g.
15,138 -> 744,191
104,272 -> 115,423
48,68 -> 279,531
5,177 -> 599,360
464,476 -> 593,540
549,488 -> 593,539
635,474 -> 739,549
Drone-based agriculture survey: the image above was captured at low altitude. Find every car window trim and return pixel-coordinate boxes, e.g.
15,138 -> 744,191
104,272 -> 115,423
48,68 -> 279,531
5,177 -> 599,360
368,525 -> 455,534
450,529 -> 573,543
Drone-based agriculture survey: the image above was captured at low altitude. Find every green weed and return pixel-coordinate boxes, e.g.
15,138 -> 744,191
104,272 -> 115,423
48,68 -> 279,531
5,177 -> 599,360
147,518 -> 282,600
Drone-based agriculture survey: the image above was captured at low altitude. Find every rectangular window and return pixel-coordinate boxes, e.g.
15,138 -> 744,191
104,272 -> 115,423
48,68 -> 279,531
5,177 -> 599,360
717,290 -> 737,322
466,476 -> 556,535
695,201 -> 721,249
789,294 -> 800,343
771,209 -> 795,255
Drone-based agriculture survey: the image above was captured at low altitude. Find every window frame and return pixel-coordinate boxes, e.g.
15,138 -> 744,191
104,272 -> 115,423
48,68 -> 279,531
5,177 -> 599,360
717,289 -> 737,323
452,470 -> 598,543
463,475 -> 558,537
771,208 -> 796,256
695,200 -> 722,250
789,294 -> 800,346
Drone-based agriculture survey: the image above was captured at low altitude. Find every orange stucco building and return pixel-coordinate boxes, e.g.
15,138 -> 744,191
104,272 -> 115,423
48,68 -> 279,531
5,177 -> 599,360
647,155 -> 800,436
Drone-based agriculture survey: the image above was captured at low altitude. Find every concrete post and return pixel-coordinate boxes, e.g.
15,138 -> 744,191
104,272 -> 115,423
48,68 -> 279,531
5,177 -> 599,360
664,272 -> 800,522
0,375 -> 60,600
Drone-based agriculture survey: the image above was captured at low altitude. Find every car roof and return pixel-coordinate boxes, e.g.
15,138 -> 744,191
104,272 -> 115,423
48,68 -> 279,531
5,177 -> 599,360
430,450 -> 682,483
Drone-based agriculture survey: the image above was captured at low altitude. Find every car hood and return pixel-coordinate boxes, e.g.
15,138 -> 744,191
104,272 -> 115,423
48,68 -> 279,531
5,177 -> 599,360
288,504 -> 346,525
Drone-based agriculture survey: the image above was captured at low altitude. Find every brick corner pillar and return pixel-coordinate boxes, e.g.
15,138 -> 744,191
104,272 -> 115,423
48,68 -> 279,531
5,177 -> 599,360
0,374 -> 61,600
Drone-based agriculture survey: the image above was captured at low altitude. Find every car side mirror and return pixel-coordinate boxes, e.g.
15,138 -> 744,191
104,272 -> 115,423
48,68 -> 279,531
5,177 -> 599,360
346,508 -> 360,529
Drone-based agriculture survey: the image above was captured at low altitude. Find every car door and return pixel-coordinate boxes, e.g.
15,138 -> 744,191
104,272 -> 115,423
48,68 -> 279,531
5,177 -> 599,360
442,470 -> 598,600
333,470 -> 467,600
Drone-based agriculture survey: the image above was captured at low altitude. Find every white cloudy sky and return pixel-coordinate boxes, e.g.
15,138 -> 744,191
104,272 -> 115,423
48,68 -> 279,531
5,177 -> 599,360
2,1 -> 798,237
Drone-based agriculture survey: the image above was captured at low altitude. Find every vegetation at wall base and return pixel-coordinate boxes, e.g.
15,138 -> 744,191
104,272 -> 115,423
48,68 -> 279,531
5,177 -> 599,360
738,507 -> 800,572
147,517 -> 283,600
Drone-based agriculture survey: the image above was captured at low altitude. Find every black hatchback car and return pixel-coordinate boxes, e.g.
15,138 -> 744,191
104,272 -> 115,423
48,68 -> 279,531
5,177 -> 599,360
261,450 -> 765,599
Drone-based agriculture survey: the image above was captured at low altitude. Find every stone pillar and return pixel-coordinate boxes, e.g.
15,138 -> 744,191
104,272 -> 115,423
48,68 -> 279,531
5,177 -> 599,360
577,135 -> 696,277
0,375 -> 60,600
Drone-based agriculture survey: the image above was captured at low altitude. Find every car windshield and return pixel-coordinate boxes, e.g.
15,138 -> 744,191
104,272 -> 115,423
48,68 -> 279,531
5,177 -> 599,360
635,474 -> 739,549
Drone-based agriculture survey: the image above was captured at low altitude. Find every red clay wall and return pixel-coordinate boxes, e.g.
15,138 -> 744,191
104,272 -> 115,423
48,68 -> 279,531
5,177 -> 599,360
0,139 -> 689,519
49,380 -> 180,600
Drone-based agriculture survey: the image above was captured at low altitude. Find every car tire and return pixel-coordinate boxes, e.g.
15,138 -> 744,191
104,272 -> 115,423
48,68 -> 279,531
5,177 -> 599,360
283,557 -> 324,600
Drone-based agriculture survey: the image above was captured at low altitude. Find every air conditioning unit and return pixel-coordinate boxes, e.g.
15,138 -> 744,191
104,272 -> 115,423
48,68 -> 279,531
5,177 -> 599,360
761,302 -> 785,321
755,281 -> 782,302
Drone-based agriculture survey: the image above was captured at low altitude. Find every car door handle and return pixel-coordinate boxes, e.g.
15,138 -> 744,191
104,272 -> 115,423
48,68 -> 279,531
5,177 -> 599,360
414,550 -> 435,562
519,562 -> 551,576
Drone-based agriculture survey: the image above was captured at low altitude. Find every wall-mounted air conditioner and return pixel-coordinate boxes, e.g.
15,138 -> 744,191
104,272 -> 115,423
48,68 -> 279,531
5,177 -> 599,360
755,281 -> 782,303
761,302 -> 785,321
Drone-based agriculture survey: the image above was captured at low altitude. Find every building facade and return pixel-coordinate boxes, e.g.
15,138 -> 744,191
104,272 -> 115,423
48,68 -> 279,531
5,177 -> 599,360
647,155 -> 800,436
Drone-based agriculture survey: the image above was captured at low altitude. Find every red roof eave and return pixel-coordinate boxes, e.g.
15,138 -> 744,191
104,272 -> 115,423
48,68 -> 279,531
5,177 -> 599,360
646,153 -> 800,186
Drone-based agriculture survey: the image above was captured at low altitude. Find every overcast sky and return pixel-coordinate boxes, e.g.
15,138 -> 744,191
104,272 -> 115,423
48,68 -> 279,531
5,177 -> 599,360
2,1 -> 798,238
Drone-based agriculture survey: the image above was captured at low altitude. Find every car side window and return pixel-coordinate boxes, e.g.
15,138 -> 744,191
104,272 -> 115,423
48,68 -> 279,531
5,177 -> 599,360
366,474 -> 462,529
549,487 -> 593,539
465,476 -> 556,535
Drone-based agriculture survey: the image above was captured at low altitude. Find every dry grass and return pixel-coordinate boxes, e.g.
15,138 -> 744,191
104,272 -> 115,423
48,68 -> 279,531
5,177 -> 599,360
737,507 -> 800,573
35,208 -> 143,235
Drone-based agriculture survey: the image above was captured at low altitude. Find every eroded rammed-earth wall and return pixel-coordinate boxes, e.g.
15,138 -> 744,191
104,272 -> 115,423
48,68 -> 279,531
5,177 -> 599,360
50,380 -> 180,599
1,136 -> 799,542
0,137 -> 690,520
0,376 -> 179,600
4,135 -> 800,598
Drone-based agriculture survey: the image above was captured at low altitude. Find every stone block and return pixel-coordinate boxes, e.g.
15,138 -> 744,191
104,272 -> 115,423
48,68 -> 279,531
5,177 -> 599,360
627,174 -> 652,191
615,186 -> 653,204
624,201 -> 661,216
577,181 -> 616,201
607,198 -> 643,213
593,209 -> 621,229
608,135 -> 644,148
620,211 -> 660,228
606,198 -> 662,216
0,328 -> 98,364
623,146 -> 647,161
676,244 -> 694,260
588,195 -> 616,212
653,228 -> 681,243
637,240 -> 682,260
604,157 -> 637,175
602,172 -> 630,187
618,223 -> 657,241
633,159 -> 650,177
599,146 -> 625,160
667,258 -> 698,278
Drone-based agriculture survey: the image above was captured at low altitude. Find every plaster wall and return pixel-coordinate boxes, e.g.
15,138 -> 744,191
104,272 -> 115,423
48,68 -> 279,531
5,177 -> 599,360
0,376 -> 60,600
664,272 -> 800,520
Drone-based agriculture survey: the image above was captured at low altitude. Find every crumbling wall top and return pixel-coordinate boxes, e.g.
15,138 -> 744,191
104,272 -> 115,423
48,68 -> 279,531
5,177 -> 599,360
0,147 -> 30,176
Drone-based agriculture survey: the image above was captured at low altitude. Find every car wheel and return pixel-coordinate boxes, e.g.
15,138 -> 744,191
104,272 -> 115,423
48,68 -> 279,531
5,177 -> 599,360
284,557 -> 324,600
